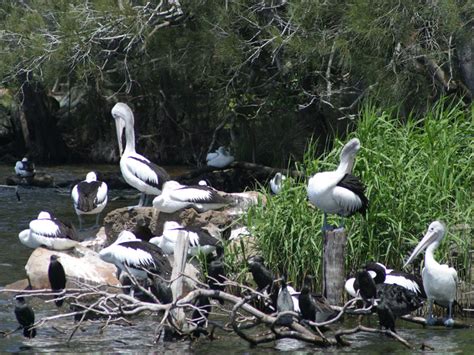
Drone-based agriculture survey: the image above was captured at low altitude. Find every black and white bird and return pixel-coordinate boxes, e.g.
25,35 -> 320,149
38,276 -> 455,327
345,262 -> 425,299
99,231 -> 171,281
307,138 -> 368,231
48,254 -> 67,307
355,268 -> 423,332
14,296 -> 36,338
14,157 -> 36,179
111,102 -> 170,207
206,146 -> 234,168
71,171 -> 108,230
270,172 -> 286,195
298,276 -> 335,323
276,278 -> 295,326
18,211 -> 78,250
149,221 -> 222,256
404,221 -> 457,327
152,180 -> 231,214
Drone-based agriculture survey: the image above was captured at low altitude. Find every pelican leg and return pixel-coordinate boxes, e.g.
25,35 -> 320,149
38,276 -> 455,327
426,299 -> 437,325
444,301 -> 454,327
138,193 -> 146,207
94,213 -> 101,228
78,215 -> 84,231
322,213 -> 334,232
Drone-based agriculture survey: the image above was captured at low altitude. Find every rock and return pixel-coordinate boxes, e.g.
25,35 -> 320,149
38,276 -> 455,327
103,191 -> 265,243
3,279 -> 30,292
6,173 -> 54,187
25,247 -> 120,290
79,227 -> 109,252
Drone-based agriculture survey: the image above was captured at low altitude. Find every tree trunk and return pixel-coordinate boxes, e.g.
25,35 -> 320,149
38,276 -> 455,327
18,72 -> 68,163
457,24 -> 474,99
322,228 -> 348,306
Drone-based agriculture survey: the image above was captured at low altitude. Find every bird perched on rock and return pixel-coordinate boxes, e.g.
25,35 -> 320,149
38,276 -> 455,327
48,254 -> 67,307
307,138 -> 368,231
14,296 -> 36,338
71,171 -> 108,230
19,211 -> 78,250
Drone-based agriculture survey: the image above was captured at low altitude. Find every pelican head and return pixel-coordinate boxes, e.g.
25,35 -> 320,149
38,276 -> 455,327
404,221 -> 446,268
111,102 -> 134,156
22,157 -> 28,162
114,230 -> 138,244
85,171 -> 97,182
162,180 -> 183,191
37,211 -> 52,219
163,220 -> 182,232
338,138 -> 361,174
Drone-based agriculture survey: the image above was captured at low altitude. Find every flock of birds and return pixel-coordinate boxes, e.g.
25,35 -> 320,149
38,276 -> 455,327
10,102 -> 459,340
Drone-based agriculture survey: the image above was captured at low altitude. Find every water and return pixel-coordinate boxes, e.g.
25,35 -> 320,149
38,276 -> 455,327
0,164 -> 472,353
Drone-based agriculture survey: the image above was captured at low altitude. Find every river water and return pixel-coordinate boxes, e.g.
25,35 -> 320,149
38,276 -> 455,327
0,164 -> 472,353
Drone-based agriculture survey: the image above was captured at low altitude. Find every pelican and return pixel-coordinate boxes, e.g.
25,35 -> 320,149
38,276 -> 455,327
19,211 -> 78,250
206,146 -> 234,168
71,171 -> 108,230
15,157 -> 36,178
307,138 -> 368,231
111,102 -> 170,207
152,180 -> 230,214
404,221 -> 457,327
270,172 -> 286,195
99,231 -> 171,281
149,221 -> 222,256
345,262 -> 425,298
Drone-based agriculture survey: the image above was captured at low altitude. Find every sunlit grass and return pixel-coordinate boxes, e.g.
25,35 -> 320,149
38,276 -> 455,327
240,100 -> 473,289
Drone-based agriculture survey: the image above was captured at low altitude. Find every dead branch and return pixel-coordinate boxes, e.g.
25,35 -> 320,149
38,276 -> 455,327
335,324 -> 414,349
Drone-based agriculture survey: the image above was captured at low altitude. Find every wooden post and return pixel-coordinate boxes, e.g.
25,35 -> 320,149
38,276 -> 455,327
170,230 -> 189,331
322,228 -> 348,306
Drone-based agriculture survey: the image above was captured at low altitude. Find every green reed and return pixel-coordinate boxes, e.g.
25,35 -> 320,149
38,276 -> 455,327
241,100 -> 473,288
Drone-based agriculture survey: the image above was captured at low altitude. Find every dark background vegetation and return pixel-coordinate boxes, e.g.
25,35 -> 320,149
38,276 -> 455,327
0,0 -> 472,167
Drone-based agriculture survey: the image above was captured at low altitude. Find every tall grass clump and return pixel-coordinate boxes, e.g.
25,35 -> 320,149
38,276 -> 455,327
244,100 -> 473,289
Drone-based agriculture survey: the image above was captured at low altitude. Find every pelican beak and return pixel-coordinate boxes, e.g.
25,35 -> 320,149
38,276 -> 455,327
113,115 -> 125,156
403,229 -> 438,268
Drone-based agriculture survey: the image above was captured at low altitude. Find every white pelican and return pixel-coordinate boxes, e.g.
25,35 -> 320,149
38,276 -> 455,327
270,172 -> 286,195
404,221 -> 457,326
15,157 -> 36,178
345,262 -> 425,298
149,221 -> 222,256
111,102 -> 170,207
19,211 -> 78,250
206,146 -> 234,168
99,231 -> 171,281
307,138 -> 368,230
71,171 -> 108,230
152,180 -> 230,214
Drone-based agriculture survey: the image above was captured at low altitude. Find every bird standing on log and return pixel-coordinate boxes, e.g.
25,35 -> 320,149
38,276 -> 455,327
111,102 -> 170,207
71,171 -> 108,230
404,221 -> 457,327
48,254 -> 67,307
14,296 -> 36,338
307,138 -> 368,231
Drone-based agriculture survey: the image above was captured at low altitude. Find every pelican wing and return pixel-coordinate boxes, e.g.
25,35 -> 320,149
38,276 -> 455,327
95,182 -> 108,205
120,241 -> 171,277
126,156 -> 170,190
334,173 -> 368,215
29,218 -> 74,239
171,186 -> 228,204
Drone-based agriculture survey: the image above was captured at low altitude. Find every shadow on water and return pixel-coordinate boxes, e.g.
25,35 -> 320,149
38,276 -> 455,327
0,164 -> 473,353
